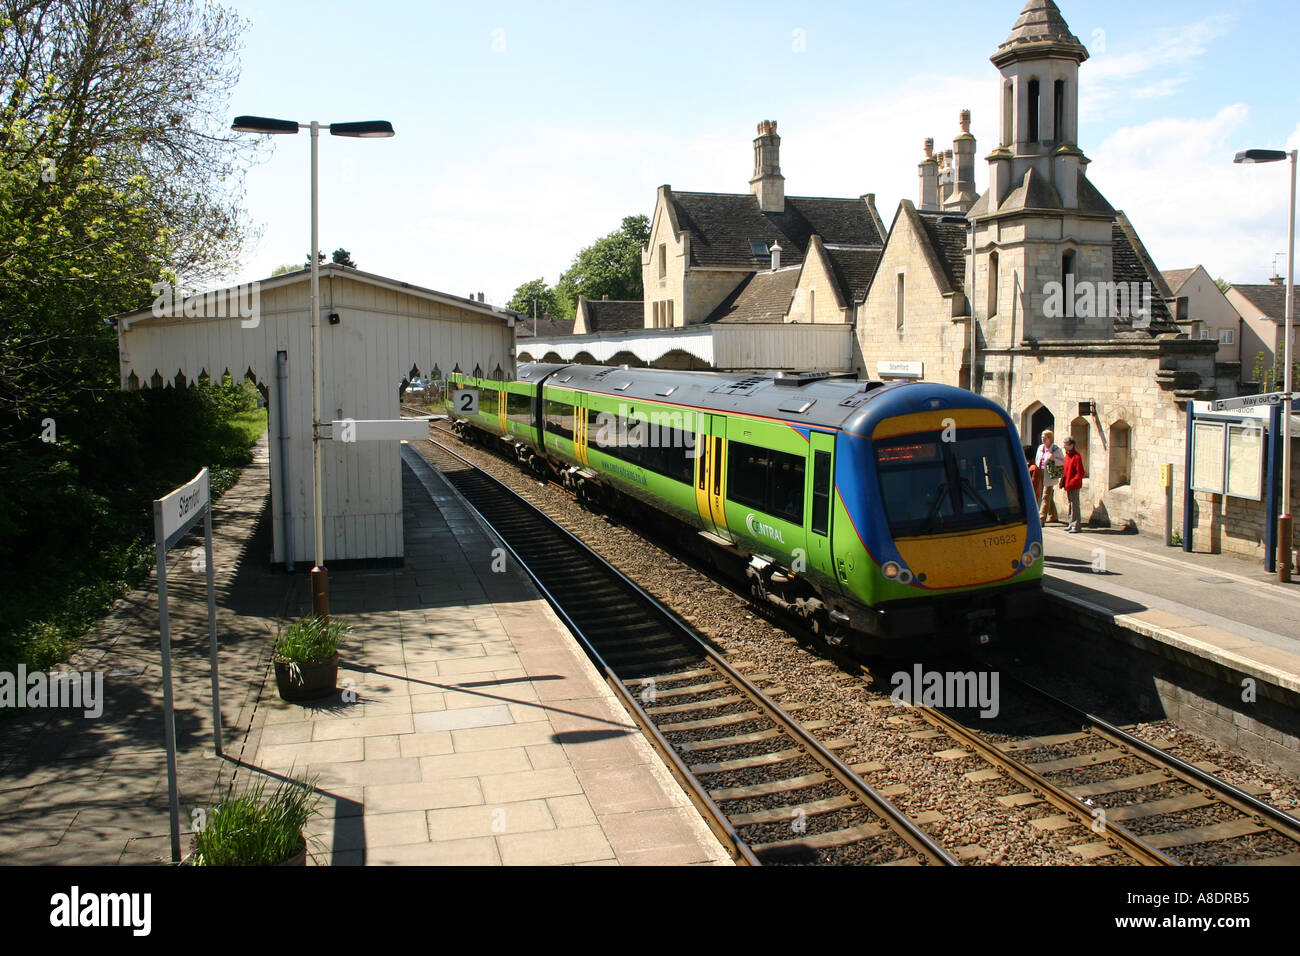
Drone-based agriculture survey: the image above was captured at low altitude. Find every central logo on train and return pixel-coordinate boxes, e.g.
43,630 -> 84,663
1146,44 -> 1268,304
745,513 -> 785,544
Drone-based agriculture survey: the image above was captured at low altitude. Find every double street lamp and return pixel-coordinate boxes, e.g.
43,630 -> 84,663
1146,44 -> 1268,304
1235,147 -> 1296,582
231,116 -> 396,616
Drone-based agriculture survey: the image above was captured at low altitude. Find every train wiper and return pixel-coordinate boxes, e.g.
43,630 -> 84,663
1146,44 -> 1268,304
919,481 -> 950,533
958,476 -> 1000,523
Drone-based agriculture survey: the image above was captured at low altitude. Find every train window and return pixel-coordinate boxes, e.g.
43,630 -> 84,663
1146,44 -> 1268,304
811,450 -> 831,536
587,408 -> 693,484
479,388 -> 499,416
544,399 -> 574,440
506,390 -> 532,423
727,440 -> 805,524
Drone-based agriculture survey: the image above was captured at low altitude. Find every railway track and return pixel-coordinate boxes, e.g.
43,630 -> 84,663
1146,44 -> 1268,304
405,435 -> 956,867
407,412 -> 1300,866
896,672 -> 1300,866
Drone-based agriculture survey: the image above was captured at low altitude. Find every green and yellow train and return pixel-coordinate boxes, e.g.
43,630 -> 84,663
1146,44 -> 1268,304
448,363 -> 1042,653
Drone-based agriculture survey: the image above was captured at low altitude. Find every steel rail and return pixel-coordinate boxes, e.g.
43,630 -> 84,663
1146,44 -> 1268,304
413,437 -> 958,866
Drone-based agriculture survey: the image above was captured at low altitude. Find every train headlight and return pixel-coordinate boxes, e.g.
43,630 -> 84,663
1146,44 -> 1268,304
1028,541 -> 1043,560
883,561 -> 913,584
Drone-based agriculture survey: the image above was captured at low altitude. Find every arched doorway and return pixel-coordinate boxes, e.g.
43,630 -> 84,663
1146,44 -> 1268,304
1023,402 -> 1055,449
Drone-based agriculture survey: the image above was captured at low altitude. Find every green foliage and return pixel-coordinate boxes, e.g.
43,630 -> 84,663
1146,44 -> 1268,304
331,248 -> 356,268
1215,277 -> 1230,294
0,382 -> 266,680
553,214 -> 651,317
190,775 -> 320,866
269,263 -> 301,276
272,616 -> 349,665
507,278 -> 562,319
505,215 -> 649,320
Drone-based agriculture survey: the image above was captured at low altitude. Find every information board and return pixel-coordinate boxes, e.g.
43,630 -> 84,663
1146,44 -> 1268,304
1191,421 -> 1225,494
1225,424 -> 1264,500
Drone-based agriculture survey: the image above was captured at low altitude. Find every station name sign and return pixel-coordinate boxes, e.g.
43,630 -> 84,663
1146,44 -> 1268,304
157,468 -> 209,549
877,360 -> 923,379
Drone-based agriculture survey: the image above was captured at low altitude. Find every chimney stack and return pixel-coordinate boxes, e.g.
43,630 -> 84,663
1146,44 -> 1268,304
944,110 -> 978,213
770,241 -> 782,271
749,120 -> 785,213
918,138 -> 939,210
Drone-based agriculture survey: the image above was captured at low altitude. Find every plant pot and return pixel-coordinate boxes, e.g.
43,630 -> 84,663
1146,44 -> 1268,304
278,838 -> 307,867
274,654 -> 339,702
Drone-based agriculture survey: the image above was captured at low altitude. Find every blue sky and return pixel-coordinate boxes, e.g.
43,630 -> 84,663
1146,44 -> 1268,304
220,0 -> 1300,302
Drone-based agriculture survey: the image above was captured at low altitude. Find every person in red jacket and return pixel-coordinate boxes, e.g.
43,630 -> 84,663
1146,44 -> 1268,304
1062,436 -> 1087,532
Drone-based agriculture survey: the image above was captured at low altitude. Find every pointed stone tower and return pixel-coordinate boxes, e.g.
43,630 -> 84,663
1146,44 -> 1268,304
971,0 -> 1115,347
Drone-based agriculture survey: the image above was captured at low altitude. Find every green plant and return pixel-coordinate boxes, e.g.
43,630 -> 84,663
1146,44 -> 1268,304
1170,530 -> 1183,547
272,616 -> 348,666
191,775 -> 320,866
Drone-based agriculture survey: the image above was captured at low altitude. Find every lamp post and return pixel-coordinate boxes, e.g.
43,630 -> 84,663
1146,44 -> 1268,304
1235,147 -> 1296,582
231,116 -> 395,615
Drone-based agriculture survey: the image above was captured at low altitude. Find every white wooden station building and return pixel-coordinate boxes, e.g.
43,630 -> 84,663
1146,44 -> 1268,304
116,264 -> 517,567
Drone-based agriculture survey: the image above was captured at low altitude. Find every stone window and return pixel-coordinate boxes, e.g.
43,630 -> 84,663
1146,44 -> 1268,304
809,288 -> 816,323
1070,416 -> 1090,475
1176,296 -> 1189,321
658,244 -> 667,279
1218,328 -> 1235,345
1109,421 -> 1131,489
988,251 -> 999,318
1028,79 -> 1040,142
1003,82 -> 1013,146
896,274 -> 905,332
1061,250 -> 1076,294
1053,79 -> 1065,141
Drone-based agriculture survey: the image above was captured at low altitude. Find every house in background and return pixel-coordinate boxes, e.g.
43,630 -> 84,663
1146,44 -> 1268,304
1162,265 -> 1241,365
1225,278 -> 1299,386
518,121 -> 886,372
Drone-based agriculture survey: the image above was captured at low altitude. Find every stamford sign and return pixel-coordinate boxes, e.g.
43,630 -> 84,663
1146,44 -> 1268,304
158,468 -> 209,549
877,360 -> 923,379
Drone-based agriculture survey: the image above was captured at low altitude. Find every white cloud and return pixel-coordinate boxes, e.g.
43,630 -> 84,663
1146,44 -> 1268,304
1080,16 -> 1231,121
1089,106 -> 1299,283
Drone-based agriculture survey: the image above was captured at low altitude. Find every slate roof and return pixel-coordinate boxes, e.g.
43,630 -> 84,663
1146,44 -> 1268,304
823,246 -> 883,304
668,191 -> 883,270
1230,283 -> 1300,322
578,298 -> 644,332
517,316 -> 575,337
917,210 -> 969,294
1112,213 -> 1175,331
1161,267 -> 1198,293
705,267 -> 801,323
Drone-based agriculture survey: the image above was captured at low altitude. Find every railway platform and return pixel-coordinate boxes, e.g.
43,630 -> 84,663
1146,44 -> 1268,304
1041,526 -> 1300,688
0,435 -> 730,866
1038,524 -> 1300,773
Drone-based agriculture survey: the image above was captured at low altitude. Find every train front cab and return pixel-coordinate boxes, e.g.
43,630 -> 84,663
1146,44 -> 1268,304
835,401 -> 1043,649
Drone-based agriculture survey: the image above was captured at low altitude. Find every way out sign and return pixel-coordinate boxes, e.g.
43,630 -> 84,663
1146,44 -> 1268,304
153,466 -> 222,863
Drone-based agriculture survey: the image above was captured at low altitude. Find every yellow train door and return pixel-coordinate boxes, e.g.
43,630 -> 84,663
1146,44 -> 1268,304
694,414 -> 731,542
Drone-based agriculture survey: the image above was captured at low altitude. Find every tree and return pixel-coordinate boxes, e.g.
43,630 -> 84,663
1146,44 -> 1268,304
0,0 -> 256,425
507,278 -> 562,319
304,251 -> 325,267
1215,277 -> 1230,294
332,248 -> 356,268
553,214 -> 650,316
270,263 -> 301,276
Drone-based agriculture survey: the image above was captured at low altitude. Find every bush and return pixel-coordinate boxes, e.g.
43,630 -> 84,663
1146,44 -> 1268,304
190,775 -> 320,866
0,381 -> 266,681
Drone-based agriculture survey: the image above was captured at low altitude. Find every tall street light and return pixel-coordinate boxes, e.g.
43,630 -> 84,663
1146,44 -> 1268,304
231,116 -> 396,616
1235,147 -> 1296,582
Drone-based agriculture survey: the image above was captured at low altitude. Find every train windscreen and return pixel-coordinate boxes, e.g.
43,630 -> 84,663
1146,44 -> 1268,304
874,427 -> 1025,538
